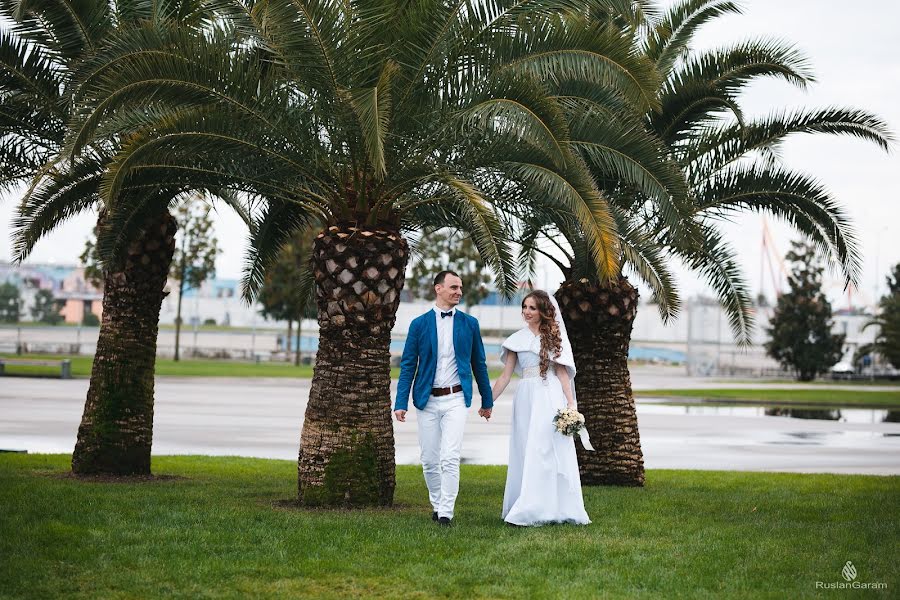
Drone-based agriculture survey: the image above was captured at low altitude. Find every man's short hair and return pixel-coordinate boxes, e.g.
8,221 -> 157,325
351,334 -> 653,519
434,270 -> 460,287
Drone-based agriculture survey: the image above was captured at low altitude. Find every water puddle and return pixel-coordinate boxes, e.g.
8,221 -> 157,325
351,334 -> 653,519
637,399 -> 897,424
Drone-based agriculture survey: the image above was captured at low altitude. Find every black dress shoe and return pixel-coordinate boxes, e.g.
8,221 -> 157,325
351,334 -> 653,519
432,511 -> 438,522
438,516 -> 452,527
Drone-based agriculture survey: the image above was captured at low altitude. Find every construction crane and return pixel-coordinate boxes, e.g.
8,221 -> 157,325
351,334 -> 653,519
759,217 -> 788,301
761,216 -> 874,312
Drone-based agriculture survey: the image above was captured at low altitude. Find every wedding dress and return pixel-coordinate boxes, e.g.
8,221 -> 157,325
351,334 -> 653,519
501,329 -> 591,527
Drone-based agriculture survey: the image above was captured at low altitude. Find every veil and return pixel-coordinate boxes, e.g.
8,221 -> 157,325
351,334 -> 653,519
548,294 -> 595,452
547,294 -> 576,382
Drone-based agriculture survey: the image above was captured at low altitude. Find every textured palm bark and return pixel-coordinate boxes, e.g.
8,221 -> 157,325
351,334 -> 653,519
555,276 -> 645,486
298,224 -> 408,506
71,210 -> 177,475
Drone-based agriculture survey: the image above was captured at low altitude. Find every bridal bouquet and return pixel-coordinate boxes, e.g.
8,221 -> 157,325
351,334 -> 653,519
553,408 -> 586,437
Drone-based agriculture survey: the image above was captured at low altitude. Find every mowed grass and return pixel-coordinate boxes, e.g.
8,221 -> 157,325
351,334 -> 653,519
718,378 -> 900,387
0,354 -> 505,380
0,353 -> 317,378
637,388 -> 900,408
0,455 -> 896,599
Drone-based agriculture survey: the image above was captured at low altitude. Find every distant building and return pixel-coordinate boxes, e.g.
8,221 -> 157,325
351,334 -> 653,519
160,277 -> 249,327
0,261 -> 96,323
57,266 -> 103,323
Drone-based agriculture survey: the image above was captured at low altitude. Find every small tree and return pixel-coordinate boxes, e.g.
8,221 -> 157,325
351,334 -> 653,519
258,228 -> 318,365
406,229 -> 492,308
171,199 -> 219,361
31,289 -> 63,324
765,240 -> 845,381
861,263 -> 900,368
79,234 -> 104,289
0,283 -> 22,323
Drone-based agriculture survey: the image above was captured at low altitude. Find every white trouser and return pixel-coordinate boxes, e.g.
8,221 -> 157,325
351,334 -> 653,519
417,392 -> 467,519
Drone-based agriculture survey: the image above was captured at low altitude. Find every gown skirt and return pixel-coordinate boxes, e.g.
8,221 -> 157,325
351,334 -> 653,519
502,353 -> 591,526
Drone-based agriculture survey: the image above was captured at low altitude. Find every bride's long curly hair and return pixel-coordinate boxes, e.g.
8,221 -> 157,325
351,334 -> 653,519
522,290 -> 562,378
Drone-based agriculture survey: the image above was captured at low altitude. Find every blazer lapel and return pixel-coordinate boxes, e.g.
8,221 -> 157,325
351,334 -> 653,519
428,311 -> 438,359
452,311 -> 463,359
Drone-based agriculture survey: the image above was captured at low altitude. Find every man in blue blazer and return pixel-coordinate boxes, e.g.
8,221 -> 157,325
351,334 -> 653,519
394,270 -> 493,526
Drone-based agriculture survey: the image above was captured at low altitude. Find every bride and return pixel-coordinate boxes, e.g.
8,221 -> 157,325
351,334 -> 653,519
491,290 -> 591,526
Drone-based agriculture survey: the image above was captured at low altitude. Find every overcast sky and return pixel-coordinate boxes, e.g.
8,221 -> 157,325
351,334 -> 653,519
2,0 -> 897,308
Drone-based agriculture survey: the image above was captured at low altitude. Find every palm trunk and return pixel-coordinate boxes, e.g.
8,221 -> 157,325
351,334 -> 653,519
71,210 -> 177,475
298,224 -> 408,506
555,275 -> 644,486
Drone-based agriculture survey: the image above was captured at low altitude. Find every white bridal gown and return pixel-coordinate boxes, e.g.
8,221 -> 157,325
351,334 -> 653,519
501,330 -> 591,527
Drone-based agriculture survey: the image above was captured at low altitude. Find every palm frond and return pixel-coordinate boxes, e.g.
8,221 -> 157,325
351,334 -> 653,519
612,205 -> 680,321
653,39 -> 815,143
94,179 -> 251,271
687,107 -> 895,175
500,157 -> 620,282
0,28 -> 66,118
436,173 -> 518,298
493,16 -> 662,113
241,199 -> 321,303
454,73 -> 572,170
567,105 -> 691,228
696,164 -> 862,286
12,158 -> 101,261
67,25 -> 291,157
7,0 -> 112,59
346,60 -> 398,180
203,0 -> 344,85
645,0 -> 741,75
94,104 -> 331,208
675,227 -> 755,345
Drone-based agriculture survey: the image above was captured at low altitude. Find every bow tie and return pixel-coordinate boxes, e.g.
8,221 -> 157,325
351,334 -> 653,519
441,311 -> 453,318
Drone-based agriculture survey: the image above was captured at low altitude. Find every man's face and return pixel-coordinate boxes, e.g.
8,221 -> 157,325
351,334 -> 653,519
435,274 -> 463,307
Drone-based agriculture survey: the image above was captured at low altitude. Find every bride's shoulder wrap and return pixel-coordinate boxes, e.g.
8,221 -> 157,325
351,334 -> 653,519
500,328 -> 532,377
500,326 -> 577,380
501,328 -> 535,352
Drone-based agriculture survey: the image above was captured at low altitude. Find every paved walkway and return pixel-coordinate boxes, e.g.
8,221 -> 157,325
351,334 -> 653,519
1,367 -> 898,475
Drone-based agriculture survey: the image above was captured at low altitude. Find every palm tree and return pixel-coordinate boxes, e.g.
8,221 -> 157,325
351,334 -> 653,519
519,0 -> 892,486
1,0 -> 245,475
64,2 -> 674,505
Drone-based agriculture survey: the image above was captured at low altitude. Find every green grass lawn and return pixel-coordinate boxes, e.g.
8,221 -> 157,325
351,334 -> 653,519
0,455 -> 896,599
0,353 -> 505,380
637,388 -> 900,408
0,322 -> 284,333
0,353 -> 318,378
717,378 -> 900,387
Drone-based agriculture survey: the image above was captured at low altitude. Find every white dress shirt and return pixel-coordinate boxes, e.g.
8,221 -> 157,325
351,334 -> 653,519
433,305 -> 461,388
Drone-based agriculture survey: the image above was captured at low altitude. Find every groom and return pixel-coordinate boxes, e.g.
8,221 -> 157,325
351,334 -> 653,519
394,270 -> 493,526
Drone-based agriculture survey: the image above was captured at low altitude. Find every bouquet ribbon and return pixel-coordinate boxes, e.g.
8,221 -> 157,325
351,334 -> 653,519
578,427 -> 595,451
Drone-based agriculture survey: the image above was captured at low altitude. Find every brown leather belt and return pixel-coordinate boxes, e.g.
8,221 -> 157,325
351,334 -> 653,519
431,384 -> 463,397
